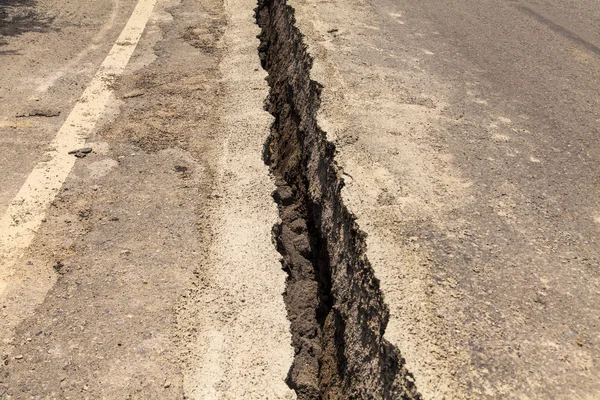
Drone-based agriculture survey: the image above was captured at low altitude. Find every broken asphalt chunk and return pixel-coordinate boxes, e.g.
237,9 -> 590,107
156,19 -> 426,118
68,147 -> 93,158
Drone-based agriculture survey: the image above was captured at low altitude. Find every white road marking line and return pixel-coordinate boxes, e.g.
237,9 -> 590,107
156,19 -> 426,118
36,0 -> 122,93
0,0 -> 158,296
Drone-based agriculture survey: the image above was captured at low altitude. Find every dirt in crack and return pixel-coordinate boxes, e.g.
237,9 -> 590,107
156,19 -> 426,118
256,0 -> 422,398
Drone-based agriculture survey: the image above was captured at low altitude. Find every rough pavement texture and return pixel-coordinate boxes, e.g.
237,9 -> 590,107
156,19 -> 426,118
1,0 -> 599,398
289,0 -> 600,398
1,0 -> 292,398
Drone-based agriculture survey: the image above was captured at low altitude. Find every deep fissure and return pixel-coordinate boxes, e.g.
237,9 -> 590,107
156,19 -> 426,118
255,0 -> 422,398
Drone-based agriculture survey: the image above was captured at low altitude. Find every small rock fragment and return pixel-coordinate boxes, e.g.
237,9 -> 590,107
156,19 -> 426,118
289,218 -> 307,233
68,147 -> 93,158
293,234 -> 312,258
16,109 -> 61,118
78,209 -> 91,219
53,261 -> 65,274
273,186 -> 294,206
122,89 -> 145,99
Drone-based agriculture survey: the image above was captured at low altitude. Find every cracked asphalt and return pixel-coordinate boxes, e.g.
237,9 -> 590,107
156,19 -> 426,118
1,0 -> 599,398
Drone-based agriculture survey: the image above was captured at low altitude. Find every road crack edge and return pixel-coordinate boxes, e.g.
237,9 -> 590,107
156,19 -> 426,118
256,0 -> 422,398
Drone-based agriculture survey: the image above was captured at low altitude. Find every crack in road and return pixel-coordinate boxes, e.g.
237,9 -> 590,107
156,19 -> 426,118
256,0 -> 421,398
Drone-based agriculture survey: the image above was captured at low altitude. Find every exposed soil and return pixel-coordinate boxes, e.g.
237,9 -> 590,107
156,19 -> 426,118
256,0 -> 420,398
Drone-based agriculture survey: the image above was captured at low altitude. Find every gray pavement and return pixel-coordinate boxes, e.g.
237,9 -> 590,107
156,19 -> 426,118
1,0 -> 599,398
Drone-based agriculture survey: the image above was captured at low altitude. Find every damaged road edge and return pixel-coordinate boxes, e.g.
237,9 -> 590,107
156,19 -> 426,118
255,0 -> 422,398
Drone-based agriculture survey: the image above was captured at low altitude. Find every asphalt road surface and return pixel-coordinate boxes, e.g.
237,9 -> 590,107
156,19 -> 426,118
0,0 -> 599,398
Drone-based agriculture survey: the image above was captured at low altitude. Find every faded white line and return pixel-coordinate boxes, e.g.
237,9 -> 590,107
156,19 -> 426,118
0,0 -> 158,295
36,0 -> 122,93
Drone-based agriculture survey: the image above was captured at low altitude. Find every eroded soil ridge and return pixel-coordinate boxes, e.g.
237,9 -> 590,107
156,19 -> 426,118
255,1 -> 421,398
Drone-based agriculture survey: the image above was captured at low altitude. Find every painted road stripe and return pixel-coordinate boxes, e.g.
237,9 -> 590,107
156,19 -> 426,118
0,0 -> 158,295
